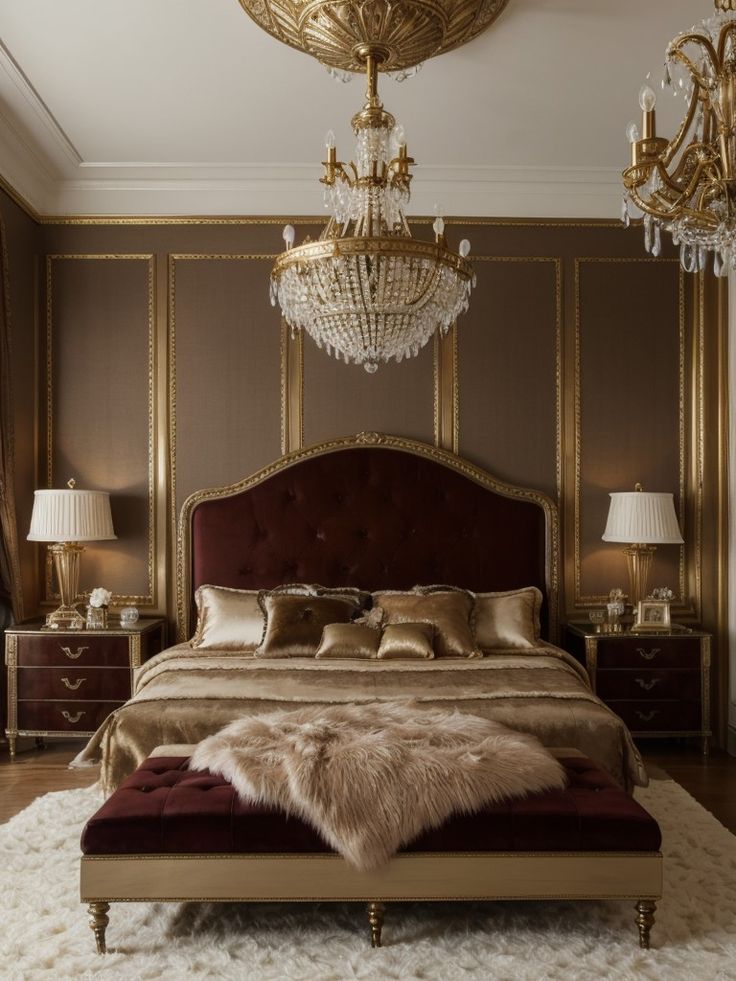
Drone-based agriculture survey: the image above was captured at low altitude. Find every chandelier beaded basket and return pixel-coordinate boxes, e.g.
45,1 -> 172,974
238,0 -> 508,370
622,0 -> 736,276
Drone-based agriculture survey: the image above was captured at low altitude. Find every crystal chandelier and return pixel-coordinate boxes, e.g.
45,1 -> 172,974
270,49 -> 475,372
622,0 -> 736,276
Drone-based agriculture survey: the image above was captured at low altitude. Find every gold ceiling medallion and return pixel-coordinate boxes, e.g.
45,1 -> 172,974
236,0 -> 510,72
622,0 -> 736,276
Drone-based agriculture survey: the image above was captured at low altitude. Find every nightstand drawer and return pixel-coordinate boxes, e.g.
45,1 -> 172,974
606,699 -> 701,732
596,637 -> 700,669
16,700 -> 118,733
16,635 -> 130,667
596,669 -> 700,701
17,667 -> 131,702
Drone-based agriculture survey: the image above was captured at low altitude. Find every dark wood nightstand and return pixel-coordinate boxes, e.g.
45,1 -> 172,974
563,623 -> 711,755
4,618 -> 166,759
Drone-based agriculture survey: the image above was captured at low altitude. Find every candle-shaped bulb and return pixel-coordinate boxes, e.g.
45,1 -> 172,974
459,239 -> 471,258
282,224 -> 295,249
433,216 -> 445,237
639,84 -> 657,112
626,120 -> 640,143
325,130 -> 336,150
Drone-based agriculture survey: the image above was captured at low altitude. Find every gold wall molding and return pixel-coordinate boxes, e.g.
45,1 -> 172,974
433,324 -> 458,454
44,254 -> 160,608
280,320 -> 304,455
570,257 -> 696,615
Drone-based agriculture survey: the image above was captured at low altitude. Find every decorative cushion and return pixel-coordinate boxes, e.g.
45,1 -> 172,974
374,589 -> 481,658
377,623 -> 435,660
255,594 -> 358,658
190,585 -> 263,651
315,623 -> 381,660
473,587 -> 542,650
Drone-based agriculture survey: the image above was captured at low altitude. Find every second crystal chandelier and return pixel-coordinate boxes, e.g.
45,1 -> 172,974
270,48 -> 475,372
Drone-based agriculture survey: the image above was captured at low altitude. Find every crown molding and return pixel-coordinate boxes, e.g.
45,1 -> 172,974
0,156 -> 624,221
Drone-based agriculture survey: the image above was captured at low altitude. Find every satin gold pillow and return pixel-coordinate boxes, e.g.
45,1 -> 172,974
473,587 -> 542,650
315,623 -> 381,660
191,585 -> 263,651
374,590 -> 480,658
377,622 -> 435,660
255,594 -> 357,658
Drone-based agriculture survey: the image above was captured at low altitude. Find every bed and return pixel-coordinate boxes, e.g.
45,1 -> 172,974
76,432 -> 646,792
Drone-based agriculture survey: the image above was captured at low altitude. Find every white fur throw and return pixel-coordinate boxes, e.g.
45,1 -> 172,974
189,701 -> 567,871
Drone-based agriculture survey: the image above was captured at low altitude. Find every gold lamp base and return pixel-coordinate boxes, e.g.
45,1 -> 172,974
44,542 -> 86,631
622,543 -> 656,609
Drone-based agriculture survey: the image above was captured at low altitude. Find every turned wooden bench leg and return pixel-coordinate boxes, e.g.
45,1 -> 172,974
88,902 -> 110,954
635,899 -> 656,949
367,901 -> 385,948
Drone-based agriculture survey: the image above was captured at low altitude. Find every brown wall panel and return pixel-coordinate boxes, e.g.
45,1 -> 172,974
576,258 -> 684,603
46,255 -> 153,603
458,258 -> 559,500
303,334 -> 434,446
170,256 -> 281,515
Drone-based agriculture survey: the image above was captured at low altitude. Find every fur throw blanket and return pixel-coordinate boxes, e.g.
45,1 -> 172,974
189,701 -> 567,871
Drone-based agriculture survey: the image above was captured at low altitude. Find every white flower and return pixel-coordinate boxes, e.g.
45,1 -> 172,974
89,587 -> 112,608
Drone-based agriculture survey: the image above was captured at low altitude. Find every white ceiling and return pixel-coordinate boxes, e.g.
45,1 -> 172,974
0,0 -> 714,217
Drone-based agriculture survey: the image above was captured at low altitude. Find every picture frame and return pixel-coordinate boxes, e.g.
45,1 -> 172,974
634,599 -> 671,632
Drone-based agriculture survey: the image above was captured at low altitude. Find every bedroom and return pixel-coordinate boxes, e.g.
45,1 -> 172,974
0,0 -> 735,977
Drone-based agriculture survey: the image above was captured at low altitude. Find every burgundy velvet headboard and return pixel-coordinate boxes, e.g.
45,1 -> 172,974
177,435 -> 560,643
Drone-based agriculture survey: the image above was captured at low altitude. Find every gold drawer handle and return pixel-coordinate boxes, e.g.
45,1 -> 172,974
60,645 -> 88,661
60,709 -> 85,724
635,678 -> 661,691
636,648 -> 661,661
635,710 -> 659,722
61,677 -> 86,691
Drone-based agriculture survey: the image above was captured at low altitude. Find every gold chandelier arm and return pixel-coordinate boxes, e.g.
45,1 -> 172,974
716,22 -> 736,61
669,34 -> 719,88
662,84 -> 702,166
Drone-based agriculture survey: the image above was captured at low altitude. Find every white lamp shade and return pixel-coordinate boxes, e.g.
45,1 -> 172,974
27,488 -> 116,542
602,491 -> 683,545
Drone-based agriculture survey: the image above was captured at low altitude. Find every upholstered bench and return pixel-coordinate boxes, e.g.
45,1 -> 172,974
80,747 -> 663,953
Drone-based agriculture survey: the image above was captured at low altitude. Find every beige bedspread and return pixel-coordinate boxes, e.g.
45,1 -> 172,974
75,642 -> 648,793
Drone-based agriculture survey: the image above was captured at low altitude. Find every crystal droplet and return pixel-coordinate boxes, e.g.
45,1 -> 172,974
713,250 -> 723,277
364,361 -> 378,373
621,196 -> 630,228
652,223 -> 661,256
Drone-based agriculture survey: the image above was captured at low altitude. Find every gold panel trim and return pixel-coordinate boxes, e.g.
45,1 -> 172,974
176,432 -> 560,643
44,254 -> 157,607
35,215 -> 630,227
571,258 -> 695,612
280,319 -> 304,455
433,324 -> 458,454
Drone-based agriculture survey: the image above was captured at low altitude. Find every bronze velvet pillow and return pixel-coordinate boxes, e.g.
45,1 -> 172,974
255,594 -> 357,658
315,623 -> 381,660
269,583 -> 370,609
473,587 -> 542,650
377,622 -> 435,660
374,590 -> 481,658
191,585 -> 263,651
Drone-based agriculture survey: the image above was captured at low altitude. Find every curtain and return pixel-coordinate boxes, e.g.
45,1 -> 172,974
0,209 -> 23,623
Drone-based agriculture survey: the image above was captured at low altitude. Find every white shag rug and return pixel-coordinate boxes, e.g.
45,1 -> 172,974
1,779 -> 735,981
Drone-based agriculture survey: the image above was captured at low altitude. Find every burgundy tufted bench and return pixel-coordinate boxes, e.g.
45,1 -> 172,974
80,748 -> 662,952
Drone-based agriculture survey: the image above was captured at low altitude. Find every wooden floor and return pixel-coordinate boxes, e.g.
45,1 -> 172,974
1,737 -> 736,831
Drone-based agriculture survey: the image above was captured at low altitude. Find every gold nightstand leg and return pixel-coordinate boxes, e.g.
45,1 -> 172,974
8,736 -> 16,761
701,736 -> 710,757
367,901 -> 385,947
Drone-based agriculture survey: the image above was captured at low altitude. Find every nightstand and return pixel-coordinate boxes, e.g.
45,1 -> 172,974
4,618 -> 166,759
563,623 -> 711,755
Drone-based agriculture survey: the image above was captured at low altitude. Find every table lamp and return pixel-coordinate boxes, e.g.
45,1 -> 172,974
27,478 -> 116,630
601,483 -> 683,609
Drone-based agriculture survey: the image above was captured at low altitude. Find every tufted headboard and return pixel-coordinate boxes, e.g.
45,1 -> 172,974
176,434 -> 560,643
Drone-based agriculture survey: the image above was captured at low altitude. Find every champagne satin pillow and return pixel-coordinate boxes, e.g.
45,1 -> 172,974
255,594 -> 357,658
374,590 -> 480,658
315,623 -> 381,660
377,622 -> 435,660
191,585 -> 263,651
473,587 -> 542,650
